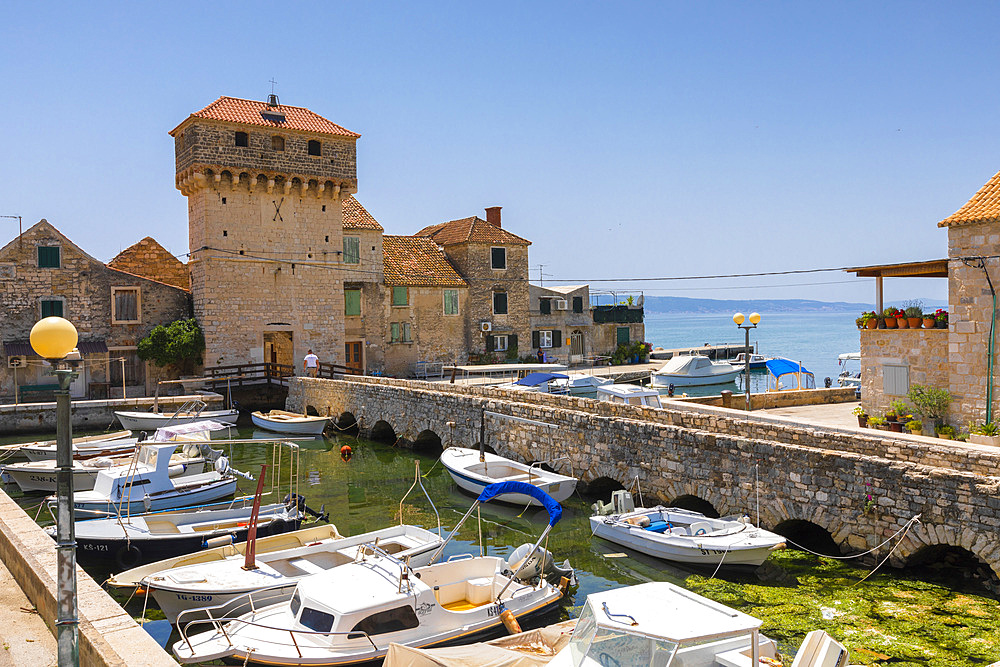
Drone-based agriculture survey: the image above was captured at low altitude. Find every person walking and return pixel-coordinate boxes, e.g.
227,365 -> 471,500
303,349 -> 319,377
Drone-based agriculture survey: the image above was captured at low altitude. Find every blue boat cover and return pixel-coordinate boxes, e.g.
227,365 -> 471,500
765,358 -> 811,377
514,372 -> 569,387
477,481 -> 563,526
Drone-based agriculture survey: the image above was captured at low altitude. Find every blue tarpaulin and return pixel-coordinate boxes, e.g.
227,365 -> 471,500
514,372 -> 569,387
765,358 -> 811,377
477,482 -> 563,526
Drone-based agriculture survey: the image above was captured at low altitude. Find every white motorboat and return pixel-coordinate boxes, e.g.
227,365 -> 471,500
115,398 -> 239,431
589,494 -> 786,568
595,383 -> 663,408
727,352 -> 768,369
63,497 -> 307,569
547,372 -> 613,396
251,410 -> 329,435
2,443 -> 207,493
441,447 -> 577,505
837,352 -> 861,389
173,481 -> 568,666
650,355 -> 740,387
145,524 -> 444,623
17,430 -> 138,462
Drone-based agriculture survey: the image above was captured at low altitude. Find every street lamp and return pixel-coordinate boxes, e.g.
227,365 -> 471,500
733,312 -> 761,412
30,316 -> 80,667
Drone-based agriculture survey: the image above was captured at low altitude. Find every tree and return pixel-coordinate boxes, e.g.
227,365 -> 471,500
137,318 -> 205,375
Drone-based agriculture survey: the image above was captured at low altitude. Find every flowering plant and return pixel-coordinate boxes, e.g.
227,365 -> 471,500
852,405 -> 867,416
934,309 -> 948,325
885,308 -> 905,319
862,482 -> 876,514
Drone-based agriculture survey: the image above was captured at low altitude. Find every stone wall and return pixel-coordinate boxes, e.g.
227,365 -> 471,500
107,236 -> 190,290
860,328 -> 950,416
383,285 -> 469,376
290,376 -> 1000,575
685,386 -> 858,409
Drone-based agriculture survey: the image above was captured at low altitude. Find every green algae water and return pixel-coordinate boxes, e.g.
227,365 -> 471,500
7,428 -> 1000,666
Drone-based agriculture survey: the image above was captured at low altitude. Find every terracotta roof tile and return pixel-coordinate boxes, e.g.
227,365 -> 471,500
383,236 -> 467,287
341,196 -> 384,231
414,216 -> 530,246
939,169 -> 1000,227
170,96 -> 359,138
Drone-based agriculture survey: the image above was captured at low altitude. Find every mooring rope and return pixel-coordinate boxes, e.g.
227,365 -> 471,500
853,519 -> 920,586
421,453 -> 443,478
781,514 -> 921,561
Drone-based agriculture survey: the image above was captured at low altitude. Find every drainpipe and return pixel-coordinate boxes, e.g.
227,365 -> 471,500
965,258 -> 996,423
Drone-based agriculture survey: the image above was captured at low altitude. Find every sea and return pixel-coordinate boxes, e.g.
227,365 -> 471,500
642,311 -> 862,395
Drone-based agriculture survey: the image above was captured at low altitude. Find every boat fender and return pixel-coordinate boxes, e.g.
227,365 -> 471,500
500,607 -> 521,635
215,456 -> 230,475
142,495 -> 151,512
203,534 -> 235,549
115,544 -> 142,570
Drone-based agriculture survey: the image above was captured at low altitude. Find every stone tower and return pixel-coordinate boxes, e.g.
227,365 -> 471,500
170,96 -> 359,368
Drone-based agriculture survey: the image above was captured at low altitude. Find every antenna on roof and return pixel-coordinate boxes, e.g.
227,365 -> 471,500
267,78 -> 280,107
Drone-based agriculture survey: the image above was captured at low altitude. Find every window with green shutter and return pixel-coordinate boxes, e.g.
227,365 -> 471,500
402,322 -> 412,342
493,291 -> 508,315
390,322 -> 400,342
616,327 -> 630,346
38,246 -> 60,268
539,298 -> 551,315
343,237 -> 360,264
572,296 -> 584,313
345,289 -> 362,316
392,286 -> 408,306
41,299 -> 63,318
444,289 -> 459,315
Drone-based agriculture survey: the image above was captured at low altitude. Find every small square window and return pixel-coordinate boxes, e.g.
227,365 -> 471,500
494,335 -> 509,352
112,287 -> 140,323
308,140 -> 322,156
491,247 -> 507,270
38,246 -> 60,268
883,364 -> 910,396
272,135 -> 285,151
444,290 -> 459,315
392,286 -> 409,307
539,330 -> 553,348
493,291 -> 508,315
616,327 -> 630,346
41,299 -> 63,318
235,131 -> 248,147
539,298 -> 551,315
345,289 -> 361,317
343,237 -> 360,264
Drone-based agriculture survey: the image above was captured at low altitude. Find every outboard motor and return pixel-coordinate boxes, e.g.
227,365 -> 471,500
591,490 -> 635,516
506,543 -> 575,586
284,493 -> 329,522
824,376 -> 832,388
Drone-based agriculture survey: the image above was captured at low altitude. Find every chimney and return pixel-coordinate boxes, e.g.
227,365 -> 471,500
485,206 -> 502,228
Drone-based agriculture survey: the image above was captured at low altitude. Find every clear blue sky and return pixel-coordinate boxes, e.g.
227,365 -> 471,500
6,2 -> 999,304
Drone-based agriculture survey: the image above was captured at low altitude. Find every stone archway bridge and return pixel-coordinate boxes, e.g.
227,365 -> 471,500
289,376 -> 1000,576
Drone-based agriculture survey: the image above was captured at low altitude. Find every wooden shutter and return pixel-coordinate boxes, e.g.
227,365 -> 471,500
539,298 -> 551,315
485,335 -> 495,352
552,330 -> 562,348
509,334 -> 518,351
573,296 -> 583,313
532,331 -> 540,348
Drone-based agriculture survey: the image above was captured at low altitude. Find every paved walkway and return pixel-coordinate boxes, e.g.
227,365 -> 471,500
0,558 -> 56,667
761,401 -> 861,429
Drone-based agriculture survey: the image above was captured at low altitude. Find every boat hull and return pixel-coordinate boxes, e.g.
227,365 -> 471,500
441,448 -> 577,506
251,412 -> 328,435
70,477 -> 239,519
115,410 -> 239,431
2,459 -> 204,494
650,369 -> 740,387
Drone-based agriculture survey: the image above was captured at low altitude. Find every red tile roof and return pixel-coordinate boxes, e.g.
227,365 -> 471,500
342,196 -> 384,231
939,169 -> 1000,227
414,216 -> 530,246
170,96 -> 359,138
383,236 -> 467,287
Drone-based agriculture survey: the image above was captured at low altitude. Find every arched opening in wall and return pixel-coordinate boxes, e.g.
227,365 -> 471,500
669,495 -> 720,519
582,476 -> 625,499
370,420 -> 395,444
471,442 -> 497,455
905,545 -> 1000,597
336,412 -> 360,436
772,519 -> 838,557
305,405 -> 320,417
413,430 -> 443,456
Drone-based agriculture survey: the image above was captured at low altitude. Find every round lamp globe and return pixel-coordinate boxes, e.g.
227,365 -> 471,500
30,317 -> 78,360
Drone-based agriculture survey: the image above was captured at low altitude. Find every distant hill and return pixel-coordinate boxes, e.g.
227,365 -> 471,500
640,296 -> 947,314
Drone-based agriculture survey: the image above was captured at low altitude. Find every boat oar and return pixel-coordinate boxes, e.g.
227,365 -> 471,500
242,464 -> 268,571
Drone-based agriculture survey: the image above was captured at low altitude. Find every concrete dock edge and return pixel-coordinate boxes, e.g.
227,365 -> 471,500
0,490 -> 177,666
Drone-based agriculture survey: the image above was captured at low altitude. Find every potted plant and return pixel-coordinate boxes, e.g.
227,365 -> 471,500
853,405 -> 868,427
935,424 -> 956,440
934,308 -> 949,329
904,300 -> 924,329
895,308 -> 909,329
859,311 -> 879,330
905,419 -> 923,435
969,422 -> 1000,447
907,384 -> 953,432
867,414 -> 887,430
923,313 -> 936,329
883,307 -> 898,329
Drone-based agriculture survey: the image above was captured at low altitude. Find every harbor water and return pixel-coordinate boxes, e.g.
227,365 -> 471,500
4,425 -> 999,666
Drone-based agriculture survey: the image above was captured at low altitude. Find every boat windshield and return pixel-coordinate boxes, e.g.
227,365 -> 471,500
565,603 -> 679,667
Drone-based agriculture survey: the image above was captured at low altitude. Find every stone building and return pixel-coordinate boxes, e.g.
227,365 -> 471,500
415,207 -> 531,361
170,95 -> 359,369
851,168 -> 1000,427
528,284 -> 646,364
108,236 -> 190,290
381,235 -> 469,376
341,195 -> 385,374
0,220 -> 191,399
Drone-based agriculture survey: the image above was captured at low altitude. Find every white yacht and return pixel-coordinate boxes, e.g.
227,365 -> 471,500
650,355 -> 740,387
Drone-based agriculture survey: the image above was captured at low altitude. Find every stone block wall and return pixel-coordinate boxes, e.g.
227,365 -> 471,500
290,376 -> 1000,575
456,243 -> 530,355
107,237 -> 190,290
383,286 -> 469,376
860,328 -> 950,416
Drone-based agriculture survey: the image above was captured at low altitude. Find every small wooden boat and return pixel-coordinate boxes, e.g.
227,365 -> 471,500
16,430 -> 138,462
145,524 -> 444,623
728,352 -> 769,369
173,481 -> 568,666
2,443 -> 207,493
440,447 -> 577,505
589,494 -> 786,568
251,410 -> 329,435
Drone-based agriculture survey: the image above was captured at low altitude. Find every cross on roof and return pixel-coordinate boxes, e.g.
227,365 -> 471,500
269,78 -> 278,94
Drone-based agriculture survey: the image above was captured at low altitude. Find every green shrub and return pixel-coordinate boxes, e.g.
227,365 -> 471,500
137,318 -> 205,375
906,384 -> 952,423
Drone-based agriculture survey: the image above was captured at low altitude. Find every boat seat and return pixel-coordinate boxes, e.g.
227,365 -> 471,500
689,521 -> 714,536
437,577 -> 494,611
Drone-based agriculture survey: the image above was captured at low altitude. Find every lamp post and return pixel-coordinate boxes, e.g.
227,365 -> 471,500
733,312 -> 761,412
29,316 -> 80,667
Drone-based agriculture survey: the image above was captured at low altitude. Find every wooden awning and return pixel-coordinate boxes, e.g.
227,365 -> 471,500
845,259 -> 948,278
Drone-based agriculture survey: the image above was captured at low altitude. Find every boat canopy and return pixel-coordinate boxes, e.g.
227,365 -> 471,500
765,358 -> 815,391
478,481 -> 562,526
838,352 -> 861,362
152,420 -> 231,441
514,372 -> 569,387
658,355 -> 714,374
